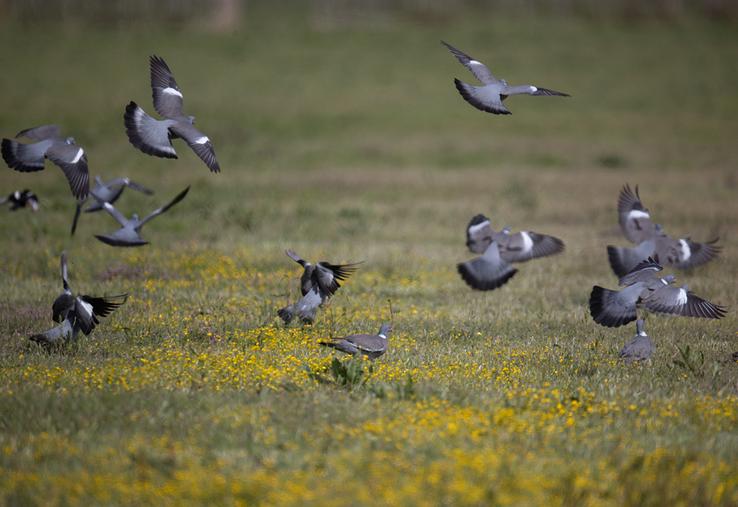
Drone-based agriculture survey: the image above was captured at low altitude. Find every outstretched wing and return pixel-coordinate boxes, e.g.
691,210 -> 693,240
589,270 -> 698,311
644,286 -> 726,319
499,231 -> 564,263
99,201 -> 130,227
16,125 -> 62,141
45,142 -> 89,200
74,294 -> 128,335
618,184 -> 656,244
314,260 -> 361,296
441,41 -> 499,85
150,55 -> 184,118
465,214 -> 493,254
169,122 -> 220,173
139,186 -> 190,226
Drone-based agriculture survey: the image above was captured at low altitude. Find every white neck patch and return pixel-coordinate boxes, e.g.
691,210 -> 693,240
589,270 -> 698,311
378,334 -> 387,340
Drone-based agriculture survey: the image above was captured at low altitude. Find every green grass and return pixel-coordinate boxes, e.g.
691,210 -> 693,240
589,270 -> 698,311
1,7 -> 737,506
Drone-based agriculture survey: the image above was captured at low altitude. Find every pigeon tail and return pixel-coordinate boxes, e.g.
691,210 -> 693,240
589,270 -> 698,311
278,305 -> 294,324
607,245 -> 632,278
1,139 -> 45,172
457,262 -> 517,291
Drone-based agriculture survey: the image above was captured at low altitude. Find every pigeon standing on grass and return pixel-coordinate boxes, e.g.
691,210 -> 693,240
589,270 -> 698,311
124,55 -> 220,173
1,125 -> 89,199
31,253 -> 127,345
589,258 -> 726,328
619,319 -> 653,362
458,214 -> 564,290
1,189 -> 39,211
93,186 -> 190,247
71,176 -> 154,235
278,249 -> 361,324
442,41 -> 569,115
607,184 -> 721,276
320,323 -> 392,359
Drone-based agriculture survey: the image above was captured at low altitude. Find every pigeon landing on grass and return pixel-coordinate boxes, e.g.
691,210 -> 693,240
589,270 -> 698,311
459,214 -> 564,291
124,55 -> 220,172
93,186 -> 189,247
589,258 -> 726,328
320,323 -> 392,360
619,319 -> 653,363
71,176 -> 154,234
1,125 -> 89,199
442,41 -> 569,115
32,252 -> 127,345
607,184 -> 721,276
278,249 -> 361,324
1,189 -> 39,211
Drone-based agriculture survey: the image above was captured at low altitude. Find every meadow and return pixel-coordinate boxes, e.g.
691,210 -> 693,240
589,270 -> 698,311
1,4 -> 737,505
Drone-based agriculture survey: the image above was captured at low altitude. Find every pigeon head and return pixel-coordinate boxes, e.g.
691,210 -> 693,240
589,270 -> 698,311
64,136 -> 76,145
662,274 -> 676,284
131,213 -> 140,222
500,79 -> 508,87
188,115 -> 196,125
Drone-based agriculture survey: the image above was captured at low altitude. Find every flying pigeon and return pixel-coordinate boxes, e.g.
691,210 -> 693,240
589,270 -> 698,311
619,319 -> 653,362
320,323 -> 392,359
93,186 -> 190,247
37,252 -> 127,343
1,189 -> 39,211
442,41 -> 569,115
607,184 -> 721,276
1,125 -> 89,199
278,249 -> 361,324
71,176 -> 154,235
459,214 -> 564,290
589,258 -> 726,328
124,55 -> 220,172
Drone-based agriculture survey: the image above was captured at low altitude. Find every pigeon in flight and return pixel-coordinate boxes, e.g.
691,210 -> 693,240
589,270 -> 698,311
589,258 -> 726,328
607,184 -> 721,276
124,55 -> 220,173
1,189 -> 39,211
278,249 -> 361,324
618,319 -> 653,363
71,176 -> 154,235
93,186 -> 190,247
442,41 -> 569,115
320,323 -> 392,359
33,252 -> 127,344
1,125 -> 89,199
459,214 -> 564,290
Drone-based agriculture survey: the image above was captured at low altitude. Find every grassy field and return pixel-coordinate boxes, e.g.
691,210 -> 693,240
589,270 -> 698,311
1,5 -> 737,506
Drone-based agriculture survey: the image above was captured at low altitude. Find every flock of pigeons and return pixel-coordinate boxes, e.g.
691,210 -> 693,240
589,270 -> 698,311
3,43 -> 728,361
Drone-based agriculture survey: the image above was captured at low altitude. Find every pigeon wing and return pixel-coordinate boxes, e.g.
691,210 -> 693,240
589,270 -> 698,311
618,184 -> 656,244
139,186 -> 190,227
465,214 -> 493,254
45,142 -> 89,200
441,41 -> 499,84
100,201 -> 130,227
500,231 -> 564,263
644,286 -> 726,319
169,122 -> 220,173
16,125 -> 62,141
150,55 -> 184,118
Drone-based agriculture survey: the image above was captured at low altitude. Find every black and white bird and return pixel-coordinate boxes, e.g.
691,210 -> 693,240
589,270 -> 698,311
442,41 -> 569,115
320,323 -> 392,359
1,125 -> 89,199
618,319 -> 653,363
1,189 -> 39,211
32,252 -> 127,345
607,184 -> 721,277
458,214 -> 564,291
278,249 -> 361,324
93,186 -> 189,247
589,258 -> 726,328
124,55 -> 220,173
71,176 -> 154,235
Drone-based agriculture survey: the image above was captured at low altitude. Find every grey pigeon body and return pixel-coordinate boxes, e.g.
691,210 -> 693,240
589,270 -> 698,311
278,249 -> 361,324
589,258 -> 726,328
93,186 -> 189,247
608,185 -> 721,276
71,176 -> 154,235
1,125 -> 89,199
619,319 -> 653,362
320,323 -> 391,359
124,56 -> 220,172
46,252 -> 127,340
442,41 -> 569,115
1,189 -> 39,211
459,214 -> 563,291
30,318 -> 76,346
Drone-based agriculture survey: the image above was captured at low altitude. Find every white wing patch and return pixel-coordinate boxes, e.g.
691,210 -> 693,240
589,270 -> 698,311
627,210 -> 650,220
194,136 -> 210,145
78,299 -> 93,318
676,288 -> 688,306
162,87 -> 183,98
520,231 -> 534,253
678,239 -> 691,262
530,86 -> 538,92
469,60 -> 484,67
468,220 -> 491,235
71,148 -> 84,164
